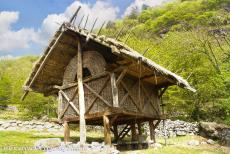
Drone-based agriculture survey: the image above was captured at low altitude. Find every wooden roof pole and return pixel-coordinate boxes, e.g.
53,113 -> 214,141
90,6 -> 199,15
77,39 -> 86,148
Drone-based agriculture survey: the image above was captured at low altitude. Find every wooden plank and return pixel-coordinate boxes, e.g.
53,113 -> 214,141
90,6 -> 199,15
77,40 -> 86,147
110,73 -> 119,107
103,115 -> 111,145
64,121 -> 70,143
84,83 -> 112,107
60,90 -> 80,115
85,77 -> 110,114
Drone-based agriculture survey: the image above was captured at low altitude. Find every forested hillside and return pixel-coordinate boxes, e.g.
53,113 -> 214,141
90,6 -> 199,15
0,0 -> 230,124
0,56 -> 56,119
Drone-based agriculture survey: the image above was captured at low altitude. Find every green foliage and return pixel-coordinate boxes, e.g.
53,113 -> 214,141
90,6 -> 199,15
0,56 -> 57,119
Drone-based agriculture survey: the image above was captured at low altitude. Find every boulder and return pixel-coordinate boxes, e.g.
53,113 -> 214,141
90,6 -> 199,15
35,138 -> 62,150
220,128 -> 230,147
199,122 -> 223,139
207,139 -> 215,145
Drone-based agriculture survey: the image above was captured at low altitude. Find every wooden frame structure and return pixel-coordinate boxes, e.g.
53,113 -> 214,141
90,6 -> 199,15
22,21 -> 195,147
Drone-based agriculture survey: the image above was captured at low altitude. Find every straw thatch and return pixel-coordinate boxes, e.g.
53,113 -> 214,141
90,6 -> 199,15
23,23 -> 195,96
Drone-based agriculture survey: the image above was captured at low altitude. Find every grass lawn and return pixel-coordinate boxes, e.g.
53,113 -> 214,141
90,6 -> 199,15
0,130 -> 229,154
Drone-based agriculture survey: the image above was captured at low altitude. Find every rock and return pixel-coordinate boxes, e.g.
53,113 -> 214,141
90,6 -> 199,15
200,141 -> 207,145
151,143 -> 162,148
176,131 -> 186,136
6,106 -> 18,112
35,138 -> 61,150
220,128 -> 230,147
207,139 -> 215,145
187,140 -> 199,146
199,122 -> 223,139
2,123 -> 11,129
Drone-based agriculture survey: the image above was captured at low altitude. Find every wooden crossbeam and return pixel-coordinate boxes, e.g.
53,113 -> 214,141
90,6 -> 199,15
116,69 -> 127,86
85,77 -> 110,114
119,81 -> 138,107
83,83 -> 112,107
60,90 -> 80,115
121,81 -> 142,112
59,87 -> 78,119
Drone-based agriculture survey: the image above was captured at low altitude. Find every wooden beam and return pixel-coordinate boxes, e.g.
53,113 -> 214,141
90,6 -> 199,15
64,121 -> 70,143
149,120 -> 155,142
59,87 -> 79,119
113,124 -> 119,142
77,39 -> 86,147
85,77 -> 110,114
84,83 -> 112,107
103,115 -> 111,145
131,123 -> 137,141
137,122 -> 142,135
59,90 -> 80,115
110,73 -> 119,107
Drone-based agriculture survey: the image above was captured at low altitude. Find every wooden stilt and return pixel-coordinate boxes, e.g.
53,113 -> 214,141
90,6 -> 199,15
64,121 -> 70,143
131,123 -> 137,141
77,39 -> 86,147
103,115 -> 111,145
113,124 -> 119,142
137,122 -> 142,135
149,120 -> 155,142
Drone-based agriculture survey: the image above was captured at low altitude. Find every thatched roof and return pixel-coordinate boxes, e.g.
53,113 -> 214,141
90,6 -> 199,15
23,23 -> 195,96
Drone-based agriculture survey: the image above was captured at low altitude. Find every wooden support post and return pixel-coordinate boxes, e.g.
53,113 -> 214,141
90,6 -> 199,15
103,115 -> 111,145
149,120 -> 155,142
137,122 -> 142,135
58,91 -> 63,120
113,124 -> 119,142
77,39 -> 86,147
64,121 -> 70,143
110,73 -> 119,107
131,123 -> 137,141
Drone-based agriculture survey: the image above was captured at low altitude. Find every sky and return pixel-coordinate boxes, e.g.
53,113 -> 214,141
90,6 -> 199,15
0,0 -> 168,57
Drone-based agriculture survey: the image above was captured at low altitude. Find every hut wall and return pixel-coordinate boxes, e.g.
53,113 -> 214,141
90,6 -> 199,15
59,50 -> 161,119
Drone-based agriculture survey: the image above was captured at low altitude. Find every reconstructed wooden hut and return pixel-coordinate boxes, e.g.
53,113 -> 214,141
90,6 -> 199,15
22,21 -> 195,146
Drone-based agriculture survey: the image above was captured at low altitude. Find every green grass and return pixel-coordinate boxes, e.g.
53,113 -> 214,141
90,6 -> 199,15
0,131 -> 229,154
